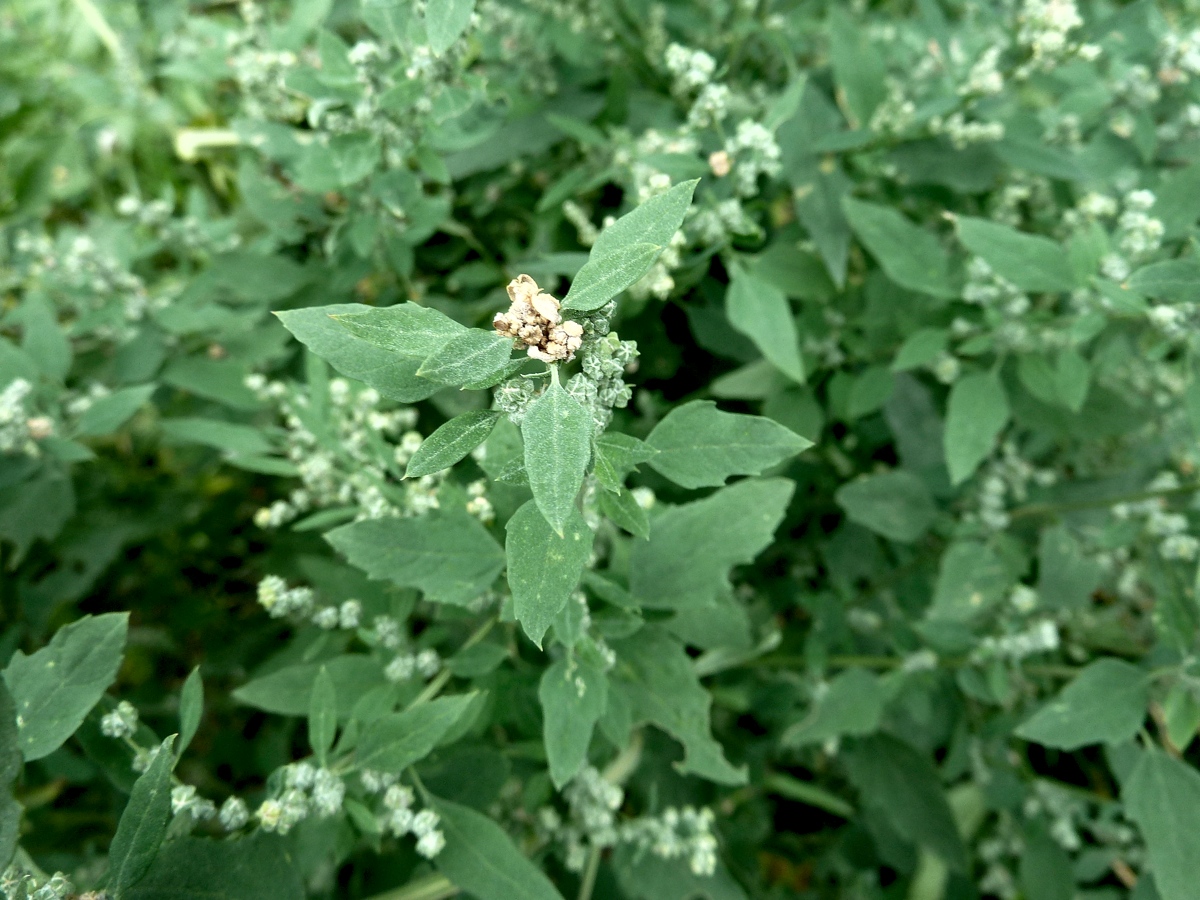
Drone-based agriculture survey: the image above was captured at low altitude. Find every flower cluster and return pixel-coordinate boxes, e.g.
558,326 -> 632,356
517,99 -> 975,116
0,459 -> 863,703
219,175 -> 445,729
493,275 -> 584,364
0,380 -> 38,457
256,762 -> 346,834
377,784 -> 445,858
538,767 -> 719,877
0,868 -> 76,900
99,700 -> 139,739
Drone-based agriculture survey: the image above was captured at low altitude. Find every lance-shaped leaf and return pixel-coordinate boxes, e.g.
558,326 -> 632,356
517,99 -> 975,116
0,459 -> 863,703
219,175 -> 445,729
590,179 -> 699,260
327,510 -> 504,606
539,657 -> 607,788
944,371 -> 1009,485
561,242 -> 662,312
592,432 -> 657,492
107,735 -> 177,897
177,667 -> 203,757
355,694 -> 478,772
506,500 -> 593,647
956,217 -> 1075,293
308,666 -> 337,767
647,400 -> 811,489
405,410 -> 500,478
332,304 -> 467,358
1124,749 -> 1200,900
425,0 -> 474,54
521,381 -> 592,535
418,330 -> 515,387
433,798 -> 565,900
843,197 -> 957,299
725,272 -> 805,383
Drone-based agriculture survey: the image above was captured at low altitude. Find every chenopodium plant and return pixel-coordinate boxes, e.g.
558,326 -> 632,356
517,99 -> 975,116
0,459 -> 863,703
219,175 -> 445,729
0,179 -> 810,899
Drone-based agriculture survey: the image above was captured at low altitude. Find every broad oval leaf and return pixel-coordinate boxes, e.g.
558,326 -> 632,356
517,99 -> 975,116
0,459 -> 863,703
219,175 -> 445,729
521,382 -> 592,536
647,400 -> 811,489
1127,258 -> 1200,301
1015,658 -> 1148,750
332,304 -> 467,358
725,272 -> 805,383
108,735 -> 177,898
505,500 -> 593,647
425,0 -> 475,55
327,510 -> 504,606
2,612 -> 129,761
835,470 -> 936,543
418,330 -> 515,387
405,410 -> 500,478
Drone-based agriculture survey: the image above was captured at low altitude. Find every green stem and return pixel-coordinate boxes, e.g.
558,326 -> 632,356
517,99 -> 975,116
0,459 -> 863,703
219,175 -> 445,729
1007,482 -> 1200,521
576,847 -> 602,900
361,874 -> 459,900
70,0 -> 123,60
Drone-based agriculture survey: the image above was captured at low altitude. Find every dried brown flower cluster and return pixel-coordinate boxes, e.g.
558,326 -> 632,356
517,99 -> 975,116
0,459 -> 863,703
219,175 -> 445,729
493,274 -> 584,363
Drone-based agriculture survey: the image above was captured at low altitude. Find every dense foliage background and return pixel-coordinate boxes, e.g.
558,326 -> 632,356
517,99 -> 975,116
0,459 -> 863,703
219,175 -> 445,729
4,0 -> 1200,898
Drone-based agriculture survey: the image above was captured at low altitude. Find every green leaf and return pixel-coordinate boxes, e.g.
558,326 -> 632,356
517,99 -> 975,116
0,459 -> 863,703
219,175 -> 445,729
0,682 -> 21,869
828,7 -> 886,128
108,735 -> 177,898
943,371 -> 1009,485
177,667 -> 203,757
418,330 -> 515,387
3,612 -> 128,761
596,488 -> 650,539
125,833 -> 304,900
232,656 -> 385,717
425,0 -> 475,55
308,666 -> 337,767
843,197 -> 957,299
957,217 -> 1076,292
356,694 -> 477,772
725,271 -> 805,383
782,668 -> 883,746
160,419 -> 274,457
631,478 -> 795,609
591,180 -> 699,260
327,510 -> 504,606
74,385 -> 155,437
835,470 -> 936,543
893,328 -> 949,372
1015,659 -> 1147,750
1124,749 -> 1200,900
406,410 -> 500,478
844,734 -> 967,871
646,401 -> 811,489
592,432 -> 658,492
433,798 -> 565,900
1019,822 -> 1074,900
505,500 -> 594,647
521,381 -> 592,535
1127,258 -> 1200,301
275,305 -> 440,403
562,242 -> 662,312
614,627 -> 746,785
332,304 -> 468,358
539,658 -> 607,788
928,540 -> 1013,621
